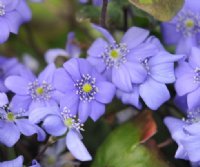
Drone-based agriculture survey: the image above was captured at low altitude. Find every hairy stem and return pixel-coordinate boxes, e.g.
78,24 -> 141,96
100,0 -> 108,28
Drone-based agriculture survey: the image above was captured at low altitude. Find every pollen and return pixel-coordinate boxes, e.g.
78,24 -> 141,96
110,50 -> 119,58
6,112 -> 15,121
82,83 -> 92,93
185,19 -> 194,28
64,118 -> 73,127
36,87 -> 44,95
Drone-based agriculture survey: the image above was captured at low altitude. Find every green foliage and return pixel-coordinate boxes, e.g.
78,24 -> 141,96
129,0 -> 184,21
92,111 -> 170,167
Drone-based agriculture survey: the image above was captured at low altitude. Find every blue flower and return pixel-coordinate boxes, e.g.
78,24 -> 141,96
53,58 -> 116,122
0,93 -> 45,147
161,0 -> 200,55
175,47 -> 200,110
0,0 -> 32,44
116,37 -> 183,110
5,64 -> 60,112
0,155 -> 41,167
45,32 -> 81,64
164,110 -> 200,163
29,106 -> 92,161
79,0 -> 106,6
87,24 -> 151,92
0,56 -> 23,92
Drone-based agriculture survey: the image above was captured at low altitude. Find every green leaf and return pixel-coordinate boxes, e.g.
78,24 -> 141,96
92,111 -> 171,167
129,0 -> 184,21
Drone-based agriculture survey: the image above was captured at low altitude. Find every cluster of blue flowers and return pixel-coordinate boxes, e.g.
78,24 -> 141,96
1,0 -> 200,166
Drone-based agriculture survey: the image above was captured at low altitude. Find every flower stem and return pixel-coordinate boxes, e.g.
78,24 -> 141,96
100,0 -> 108,28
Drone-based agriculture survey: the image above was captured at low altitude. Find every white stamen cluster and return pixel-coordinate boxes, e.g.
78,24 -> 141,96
182,109 -> 200,125
0,2 -> 5,16
61,107 -> 84,131
74,74 -> 98,102
140,58 -> 150,73
194,67 -> 200,82
27,80 -> 53,101
176,11 -> 200,37
101,42 -> 129,69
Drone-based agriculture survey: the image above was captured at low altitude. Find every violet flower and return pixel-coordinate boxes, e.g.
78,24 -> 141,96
0,155 -> 41,167
5,64 -> 60,112
79,0 -> 105,6
161,0 -> 200,55
0,56 -> 23,92
0,0 -> 32,44
164,110 -> 200,163
116,37 -> 183,110
54,58 -> 116,122
45,32 -> 81,64
87,24 -> 151,92
0,93 -> 45,147
175,47 -> 200,110
29,106 -> 92,161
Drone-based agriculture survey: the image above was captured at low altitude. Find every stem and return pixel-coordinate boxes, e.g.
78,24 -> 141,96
100,0 -> 108,28
35,136 -> 57,161
123,7 -> 128,31
158,138 -> 173,148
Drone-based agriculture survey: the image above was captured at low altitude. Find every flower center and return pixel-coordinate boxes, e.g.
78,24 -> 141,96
176,11 -> 200,37
194,67 -> 200,82
82,83 -> 92,93
0,2 -> 5,16
101,42 -> 129,69
75,74 -> 98,102
36,87 -> 44,95
6,112 -> 15,121
61,107 -> 84,131
28,80 -> 53,101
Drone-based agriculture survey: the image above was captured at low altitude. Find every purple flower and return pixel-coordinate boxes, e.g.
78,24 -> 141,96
0,0 -> 32,44
175,47 -> 200,110
29,106 -> 92,161
164,111 -> 200,163
0,56 -> 23,92
87,24 -> 151,92
5,64 -> 60,112
0,155 -> 41,167
161,0 -> 200,55
45,32 -> 81,64
116,37 -> 183,110
54,58 -> 116,122
0,93 -> 45,147
79,0 -> 105,6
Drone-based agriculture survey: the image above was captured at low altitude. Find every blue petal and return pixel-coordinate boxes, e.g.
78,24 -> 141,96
54,68 -> 75,93
150,63 -> 175,83
161,23 -> 181,45
112,64 -> 132,92
189,47 -> 200,68
95,81 -> 116,104
0,155 -> 24,167
0,122 -> 20,147
175,74 -> 199,96
66,32 -> 81,58
78,101 -> 91,123
66,130 -> 92,161
90,100 -> 105,121
63,58 -> 81,81
30,159 -> 41,167
5,76 -> 29,95
42,115 -> 67,136
0,93 -> 8,107
92,24 -> 115,43
187,87 -> 200,110
38,63 -> 56,83
0,18 -> 10,44
139,78 -> 170,110
121,27 -> 149,49
116,87 -> 142,109
29,106 -> 59,124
